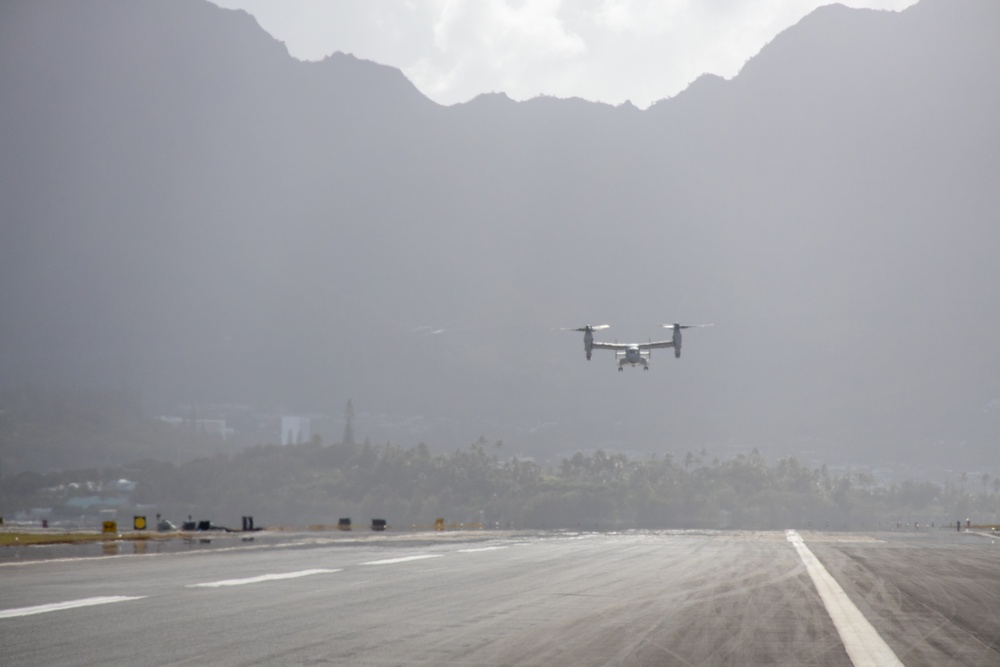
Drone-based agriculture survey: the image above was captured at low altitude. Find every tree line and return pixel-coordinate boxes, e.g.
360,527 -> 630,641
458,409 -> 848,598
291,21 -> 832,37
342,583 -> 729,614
4,436 -> 998,531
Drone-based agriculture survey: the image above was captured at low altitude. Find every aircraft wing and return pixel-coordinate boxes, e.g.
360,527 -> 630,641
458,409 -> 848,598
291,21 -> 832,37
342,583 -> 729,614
591,341 -> 631,351
637,340 -> 675,350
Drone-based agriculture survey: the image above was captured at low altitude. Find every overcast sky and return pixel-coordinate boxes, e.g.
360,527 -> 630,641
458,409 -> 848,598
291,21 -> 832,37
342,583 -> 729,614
210,0 -> 918,108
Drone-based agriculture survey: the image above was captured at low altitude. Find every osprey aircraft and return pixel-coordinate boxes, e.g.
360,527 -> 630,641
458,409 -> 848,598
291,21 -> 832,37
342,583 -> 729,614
563,323 -> 712,371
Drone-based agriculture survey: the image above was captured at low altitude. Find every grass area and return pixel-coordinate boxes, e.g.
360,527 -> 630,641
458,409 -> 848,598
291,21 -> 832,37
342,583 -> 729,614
0,530 -> 177,546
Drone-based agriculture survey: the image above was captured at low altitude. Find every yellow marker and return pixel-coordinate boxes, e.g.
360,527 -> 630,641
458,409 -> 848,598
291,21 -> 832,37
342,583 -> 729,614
102,521 -> 117,534
133,516 -> 147,530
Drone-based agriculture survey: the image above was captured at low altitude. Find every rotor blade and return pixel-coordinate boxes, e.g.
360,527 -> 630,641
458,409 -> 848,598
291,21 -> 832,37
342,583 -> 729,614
561,324 -> 610,332
662,323 -> 713,330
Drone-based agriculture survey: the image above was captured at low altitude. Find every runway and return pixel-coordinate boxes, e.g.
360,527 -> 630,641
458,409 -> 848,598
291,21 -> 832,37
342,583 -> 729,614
2,529 -> 997,665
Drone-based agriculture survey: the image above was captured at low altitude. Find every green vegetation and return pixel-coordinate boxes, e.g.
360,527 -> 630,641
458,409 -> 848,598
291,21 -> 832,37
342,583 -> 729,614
4,438 -> 999,530
0,531 -> 157,546
3,389 -> 997,530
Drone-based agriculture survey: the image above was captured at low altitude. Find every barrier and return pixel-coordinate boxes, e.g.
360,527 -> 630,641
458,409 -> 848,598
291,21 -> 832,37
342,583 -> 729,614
411,521 -> 484,531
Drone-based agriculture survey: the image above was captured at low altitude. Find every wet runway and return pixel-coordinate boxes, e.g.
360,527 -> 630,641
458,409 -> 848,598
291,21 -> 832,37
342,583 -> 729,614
2,529 -> 997,665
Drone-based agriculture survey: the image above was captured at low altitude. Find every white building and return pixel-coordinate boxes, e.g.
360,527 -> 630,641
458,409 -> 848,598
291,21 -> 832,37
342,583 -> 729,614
158,416 -> 233,440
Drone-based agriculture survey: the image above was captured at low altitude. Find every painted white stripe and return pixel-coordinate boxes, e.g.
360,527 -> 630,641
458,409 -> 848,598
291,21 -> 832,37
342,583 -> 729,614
360,554 -> 443,565
187,568 -> 341,588
457,546 -> 507,553
786,530 -> 904,667
0,596 -> 146,619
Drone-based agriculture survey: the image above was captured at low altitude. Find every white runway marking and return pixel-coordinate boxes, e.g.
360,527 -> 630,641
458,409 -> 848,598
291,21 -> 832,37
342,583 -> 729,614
361,554 -> 443,565
187,568 -> 341,588
0,596 -> 146,619
786,530 -> 904,667
457,546 -> 507,553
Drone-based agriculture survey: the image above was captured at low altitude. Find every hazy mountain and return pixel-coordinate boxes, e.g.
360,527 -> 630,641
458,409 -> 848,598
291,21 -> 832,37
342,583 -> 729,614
1,0 -> 998,471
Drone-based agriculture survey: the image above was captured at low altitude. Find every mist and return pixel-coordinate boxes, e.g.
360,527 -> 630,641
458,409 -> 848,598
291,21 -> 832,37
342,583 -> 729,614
1,0 -> 998,478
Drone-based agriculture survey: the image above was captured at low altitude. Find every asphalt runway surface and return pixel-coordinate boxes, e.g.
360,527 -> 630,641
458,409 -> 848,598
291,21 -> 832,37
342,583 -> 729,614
1,529 -> 997,666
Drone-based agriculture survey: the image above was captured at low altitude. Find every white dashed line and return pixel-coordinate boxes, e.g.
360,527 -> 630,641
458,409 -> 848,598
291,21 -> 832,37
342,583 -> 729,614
457,546 -> 507,553
0,596 -> 146,619
786,530 -> 904,667
186,568 -> 341,588
360,555 -> 443,565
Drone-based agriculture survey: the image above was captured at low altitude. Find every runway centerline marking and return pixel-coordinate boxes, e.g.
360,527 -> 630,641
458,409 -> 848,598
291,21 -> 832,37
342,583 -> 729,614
457,546 -> 508,553
187,568 -> 341,588
361,555 -> 443,565
0,596 -> 146,619
786,530 -> 904,667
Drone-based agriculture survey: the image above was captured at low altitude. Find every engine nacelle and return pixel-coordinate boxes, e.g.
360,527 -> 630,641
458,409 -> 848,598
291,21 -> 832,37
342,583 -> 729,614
663,321 -> 712,359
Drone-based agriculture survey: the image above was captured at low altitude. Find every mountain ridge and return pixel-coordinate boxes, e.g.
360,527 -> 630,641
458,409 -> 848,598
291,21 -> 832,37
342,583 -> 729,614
1,0 -> 998,471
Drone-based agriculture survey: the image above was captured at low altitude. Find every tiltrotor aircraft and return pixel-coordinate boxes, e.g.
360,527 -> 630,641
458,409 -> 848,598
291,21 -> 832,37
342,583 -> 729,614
563,323 -> 712,371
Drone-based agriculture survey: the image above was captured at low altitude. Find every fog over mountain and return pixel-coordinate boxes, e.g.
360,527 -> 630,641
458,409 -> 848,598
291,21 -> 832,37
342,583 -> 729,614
1,0 -> 998,470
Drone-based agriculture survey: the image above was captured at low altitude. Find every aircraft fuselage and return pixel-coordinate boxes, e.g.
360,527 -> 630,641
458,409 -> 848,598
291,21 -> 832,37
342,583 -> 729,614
618,346 -> 649,371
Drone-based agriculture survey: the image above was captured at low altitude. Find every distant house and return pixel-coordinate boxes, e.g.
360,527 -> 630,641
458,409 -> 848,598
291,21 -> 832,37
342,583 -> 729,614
158,416 -> 233,440
195,419 -> 230,439
65,495 -> 126,510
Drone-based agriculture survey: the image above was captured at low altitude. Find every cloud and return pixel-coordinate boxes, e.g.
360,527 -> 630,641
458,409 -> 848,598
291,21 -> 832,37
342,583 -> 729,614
211,0 -> 919,108
584,0 -> 686,34
410,0 -> 586,100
